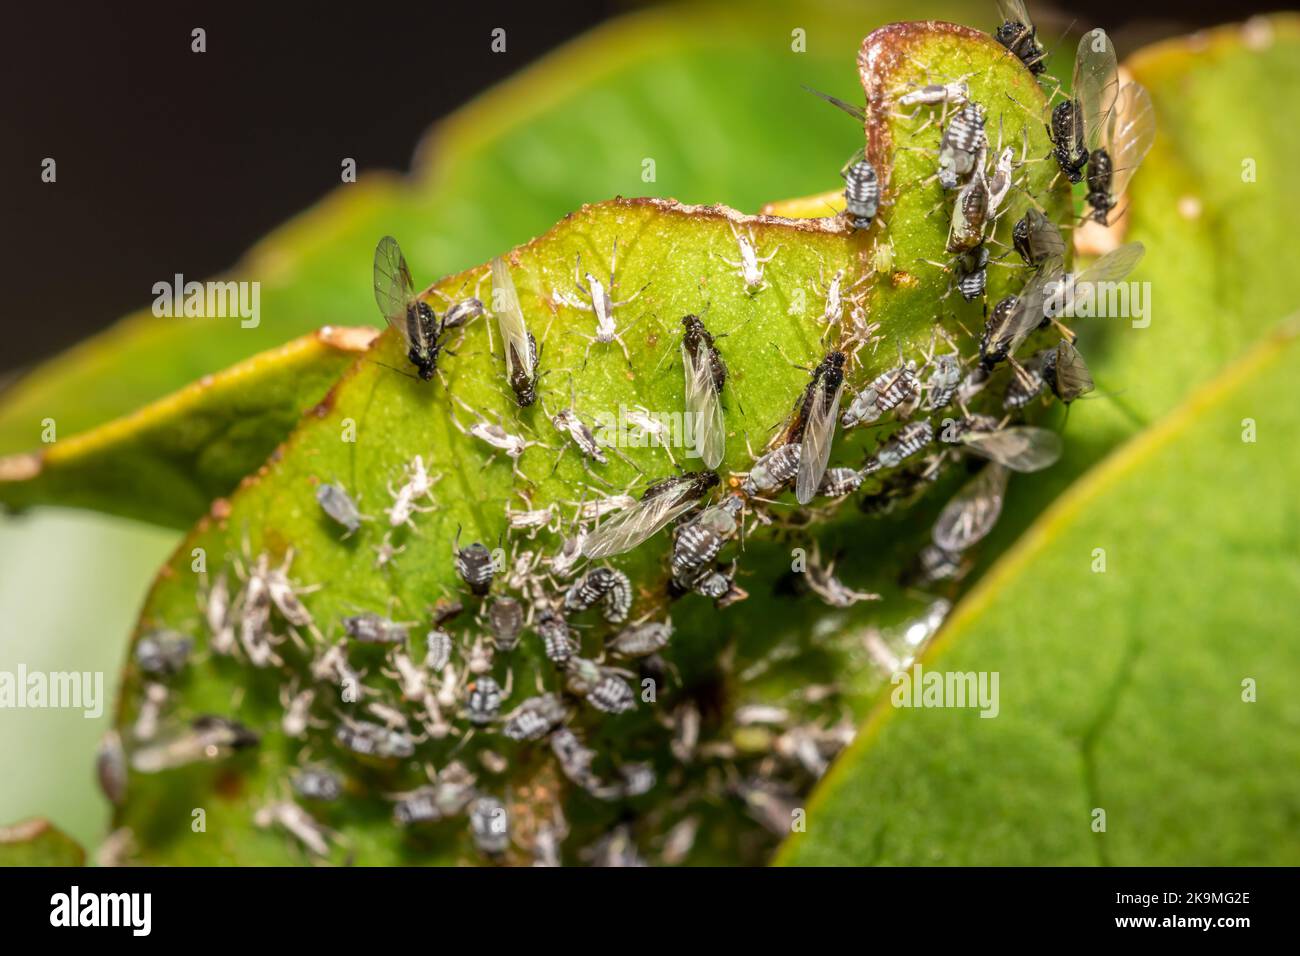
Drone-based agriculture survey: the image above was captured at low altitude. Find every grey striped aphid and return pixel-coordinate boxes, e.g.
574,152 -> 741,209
469,797 -> 510,857
373,236 -> 449,381
842,354 -> 920,429
454,528 -> 496,597
842,157 -> 880,230
925,351 -> 963,411
1003,350 -> 1048,409
681,314 -> 727,470
794,351 -> 847,505
564,567 -> 633,623
938,103 -> 987,190
1012,208 -> 1066,266
817,467 -> 863,498
293,766 -> 343,803
426,626 -> 455,671
316,482 -> 365,537
135,630 -> 192,676
465,674 -> 508,725
501,693 -> 567,741
537,608 -> 578,663
1042,339 -> 1095,403
741,443 -> 801,496
994,0 -> 1047,75
933,462 -> 1010,553
898,78 -> 970,109
551,727 -> 602,791
581,470 -> 719,559
386,455 -> 439,530
862,420 -> 935,474
1086,80 -> 1155,224
564,657 -> 636,714
343,612 -> 408,645
956,246 -> 990,302
335,717 -> 415,760
130,716 -> 258,773
607,619 -> 673,658
553,239 -> 645,363
671,493 -> 744,580
719,223 -> 776,293
392,763 -> 478,825
490,256 -> 539,407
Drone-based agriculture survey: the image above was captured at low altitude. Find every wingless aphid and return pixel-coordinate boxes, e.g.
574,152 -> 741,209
554,240 -> 644,363
135,629 -> 192,676
490,256 -> 539,407
842,356 -> 920,429
671,493 -> 744,579
947,173 -> 989,253
335,717 -> 415,760
485,595 -> 524,651
342,612 -> 408,645
719,223 -> 776,293
938,103 -> 987,190
994,0 -> 1047,74
794,351 -> 847,505
501,693 -> 567,741
536,608 -> 578,663
454,529 -> 496,596
955,246 -> 990,302
741,443 -> 801,496
293,766 -> 343,803
316,482 -> 365,537
564,567 -> 633,623
564,658 -> 637,714
373,235 -> 448,381
681,314 -> 727,470
862,420 -> 935,474
386,455 -> 439,530
842,157 -> 880,230
581,471 -> 719,559
469,797 -> 510,857
607,619 -> 673,658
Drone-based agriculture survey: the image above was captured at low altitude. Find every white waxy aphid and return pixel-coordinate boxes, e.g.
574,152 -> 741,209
553,240 -> 644,362
718,224 -> 776,293
366,700 -> 410,730
201,570 -> 236,655
261,551 -> 319,635
453,408 -> 545,480
624,405 -> 678,466
898,79 -> 969,108
254,800 -> 334,858
581,471 -> 719,559
280,683 -> 321,739
386,455 -> 439,529
933,463 -> 1010,553
469,796 -> 510,856
316,482 -> 365,537
132,683 -> 168,742
501,693 -> 567,741
425,626 -> 455,671
985,145 -> 1017,218
661,816 -> 701,866
310,641 -> 364,697
551,407 -> 608,464
387,648 -> 429,701
806,551 -> 879,608
820,270 -> 845,327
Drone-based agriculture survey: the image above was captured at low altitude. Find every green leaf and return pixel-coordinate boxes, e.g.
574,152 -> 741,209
108,14 -> 1071,863
777,318 -> 1300,865
0,328 -> 377,528
0,819 -> 85,866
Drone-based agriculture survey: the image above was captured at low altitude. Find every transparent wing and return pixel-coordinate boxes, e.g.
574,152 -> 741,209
795,379 -> 844,504
1074,29 -> 1119,150
491,256 -> 533,380
1053,341 -> 1095,402
1006,261 -> 1062,353
373,236 -> 415,334
996,0 -> 1032,26
1104,83 -> 1156,200
683,343 -> 726,470
932,463 -> 1009,552
581,488 -> 697,559
1075,241 -> 1145,286
962,426 -> 1062,473
1026,209 -> 1066,263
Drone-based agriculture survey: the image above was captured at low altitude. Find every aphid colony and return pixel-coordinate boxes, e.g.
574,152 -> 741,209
106,5 -> 1153,867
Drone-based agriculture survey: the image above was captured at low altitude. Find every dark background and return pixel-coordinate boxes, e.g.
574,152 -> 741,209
0,1 -> 1273,375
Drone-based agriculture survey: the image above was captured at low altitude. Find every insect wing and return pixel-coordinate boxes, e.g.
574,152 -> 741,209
373,236 -> 416,337
802,85 -> 866,122
491,257 -> 534,381
1006,261 -> 1060,351
1074,29 -> 1120,150
962,426 -> 1062,473
1075,241 -> 1145,287
1024,209 -> 1066,264
932,463 -> 1009,552
1052,340 -> 1095,402
682,343 -> 726,469
996,0 -> 1032,26
795,377 -> 844,504
581,485 -> 697,559
1103,84 -> 1156,201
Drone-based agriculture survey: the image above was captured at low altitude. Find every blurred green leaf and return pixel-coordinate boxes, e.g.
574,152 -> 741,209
778,319 -> 1300,865
0,328 -> 376,528
0,819 -> 85,866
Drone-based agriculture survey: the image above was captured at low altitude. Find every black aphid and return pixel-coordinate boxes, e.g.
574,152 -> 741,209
373,236 -> 449,381
994,0 -> 1047,75
537,608 -> 577,663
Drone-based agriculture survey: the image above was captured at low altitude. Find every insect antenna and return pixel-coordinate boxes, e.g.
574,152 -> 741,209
802,85 -> 866,122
